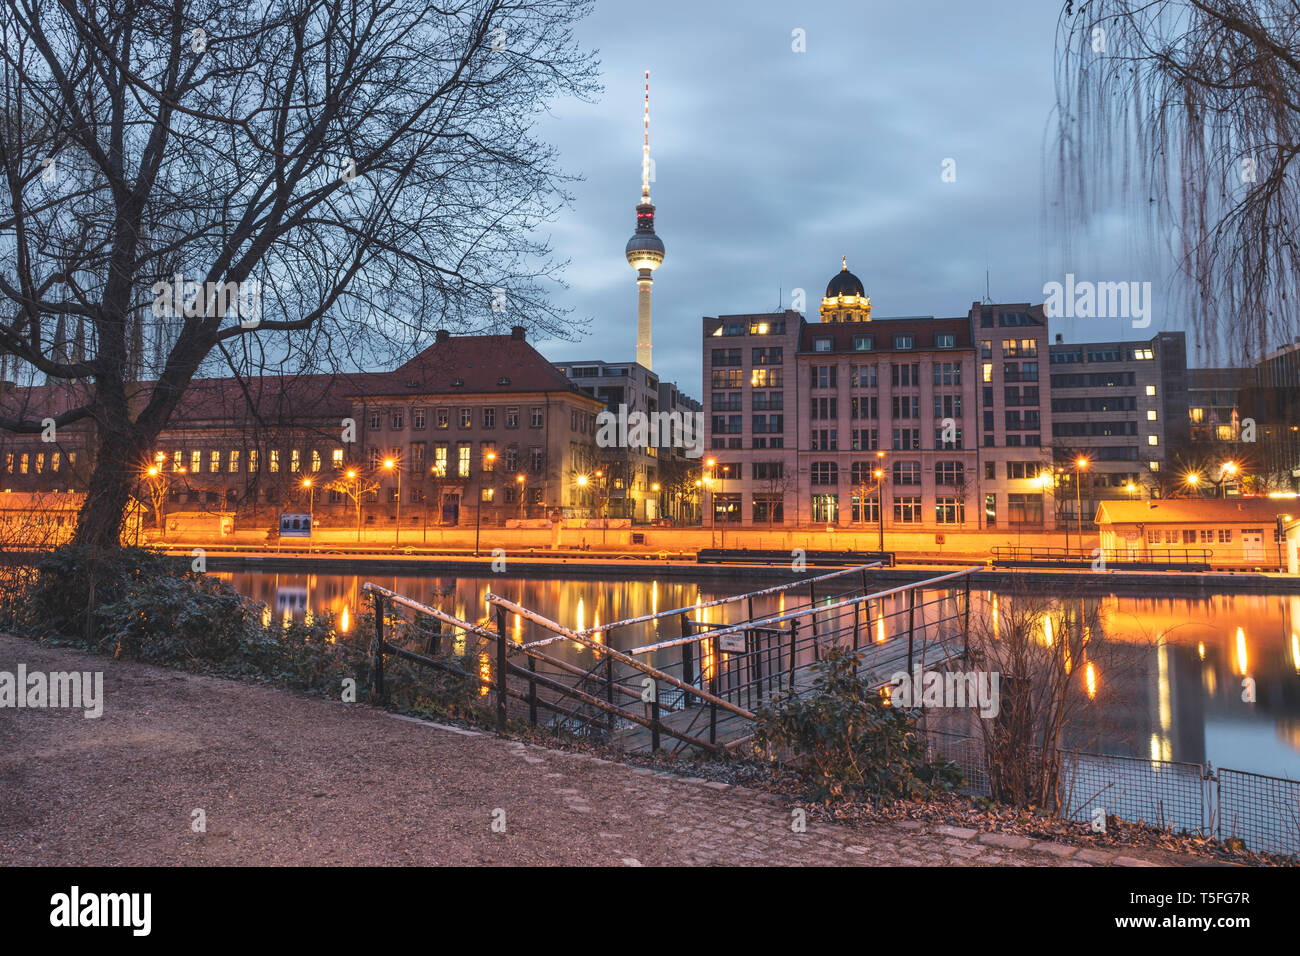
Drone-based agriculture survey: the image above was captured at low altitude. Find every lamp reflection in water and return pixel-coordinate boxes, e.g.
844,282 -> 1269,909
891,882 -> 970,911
1236,627 -> 1248,676
1085,661 -> 1098,699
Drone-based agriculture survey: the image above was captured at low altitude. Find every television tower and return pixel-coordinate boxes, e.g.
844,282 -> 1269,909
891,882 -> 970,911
625,70 -> 664,371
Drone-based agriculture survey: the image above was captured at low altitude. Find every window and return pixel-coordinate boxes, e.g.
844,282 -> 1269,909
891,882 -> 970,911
457,444 -> 471,478
752,347 -> 783,365
1008,493 -> 1044,527
751,368 -> 783,388
1146,385 -> 1157,397
980,340 -> 992,359
853,334 -> 873,351
891,396 -> 919,419
432,445 -> 448,477
481,442 -> 496,471
229,450 -> 241,472
483,407 -> 496,429
752,496 -> 784,524
712,348 -> 742,366
1147,435 -> 1159,446
752,391 -> 783,410
892,461 -> 921,485
1146,410 -> 1158,421
436,408 -> 450,429
530,447 -> 544,473
814,337 -> 832,352
751,414 -> 782,434
850,461 -> 881,486
982,363 -> 993,383
894,334 -> 914,350
936,333 -> 956,349
851,365 -> 877,388
190,450 -> 201,473
713,369 -> 743,388
811,461 -> 838,486
933,362 -> 962,386
936,461 -> 964,485
892,428 -> 921,450
851,396 -> 877,419
506,407 -> 520,429
851,494 -> 879,523
713,392 -> 743,412
811,366 -> 837,388
752,462 -> 785,480
460,408 -> 472,428
810,429 -> 837,451
369,413 -> 382,430
311,450 -> 321,472
893,495 -> 922,523
1218,529 -> 1232,543
851,428 -> 878,451
810,397 -> 837,419
810,494 -> 838,523
935,496 -> 965,524
392,412 -> 404,430
890,363 -> 919,387
413,409 -> 427,430
331,449 -> 343,468
411,443 -> 426,473
290,449 -> 301,473
933,394 -> 962,419
269,450 -> 280,473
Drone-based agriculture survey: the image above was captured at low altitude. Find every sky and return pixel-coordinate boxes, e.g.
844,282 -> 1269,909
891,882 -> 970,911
527,0 -> 1184,399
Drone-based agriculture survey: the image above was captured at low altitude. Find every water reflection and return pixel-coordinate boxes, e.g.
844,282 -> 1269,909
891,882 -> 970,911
215,570 -> 1300,778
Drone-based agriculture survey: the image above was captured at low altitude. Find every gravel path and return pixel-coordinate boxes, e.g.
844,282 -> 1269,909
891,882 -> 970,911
0,635 -> 1208,867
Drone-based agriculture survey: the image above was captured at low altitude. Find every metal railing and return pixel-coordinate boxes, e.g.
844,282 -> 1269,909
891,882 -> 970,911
990,546 -> 1213,569
362,565 -> 979,757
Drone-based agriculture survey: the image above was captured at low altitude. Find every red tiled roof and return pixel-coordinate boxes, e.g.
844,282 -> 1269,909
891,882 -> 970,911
0,333 -> 595,429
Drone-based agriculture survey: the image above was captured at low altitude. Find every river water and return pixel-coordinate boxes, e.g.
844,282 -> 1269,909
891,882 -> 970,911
214,570 -> 1300,781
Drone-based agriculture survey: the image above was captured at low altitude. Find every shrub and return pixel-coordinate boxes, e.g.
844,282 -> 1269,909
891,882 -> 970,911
751,647 -> 961,802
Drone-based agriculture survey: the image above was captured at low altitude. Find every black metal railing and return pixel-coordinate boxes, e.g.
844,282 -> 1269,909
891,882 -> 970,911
991,546 -> 1214,569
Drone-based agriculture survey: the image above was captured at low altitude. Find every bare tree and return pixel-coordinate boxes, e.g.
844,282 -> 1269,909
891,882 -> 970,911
1055,1 -> 1300,361
0,0 -> 598,547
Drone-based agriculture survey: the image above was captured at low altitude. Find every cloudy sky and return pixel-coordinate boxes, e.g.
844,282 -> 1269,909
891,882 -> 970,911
527,0 -> 1182,398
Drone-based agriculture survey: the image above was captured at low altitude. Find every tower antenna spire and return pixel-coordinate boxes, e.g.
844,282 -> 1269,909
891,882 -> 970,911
627,69 -> 664,371
641,70 -> 651,202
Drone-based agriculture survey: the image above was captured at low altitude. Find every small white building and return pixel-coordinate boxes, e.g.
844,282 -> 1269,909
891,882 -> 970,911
1095,498 -> 1294,568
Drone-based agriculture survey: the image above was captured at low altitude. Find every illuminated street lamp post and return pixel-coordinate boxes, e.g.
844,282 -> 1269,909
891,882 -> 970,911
473,451 -> 496,556
1219,460 -> 1239,498
1074,457 -> 1089,550
347,469 -> 362,543
301,477 -> 314,553
516,473 -> 526,520
383,457 -> 401,549
872,466 -> 885,553
1185,472 -> 1202,499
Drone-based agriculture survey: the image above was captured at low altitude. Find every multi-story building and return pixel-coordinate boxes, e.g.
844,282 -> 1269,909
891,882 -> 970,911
1048,330 -> 1189,524
0,326 -> 606,533
556,358 -> 700,520
702,262 -> 1056,531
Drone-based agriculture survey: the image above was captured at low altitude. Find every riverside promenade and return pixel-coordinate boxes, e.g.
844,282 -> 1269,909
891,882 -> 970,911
0,635 -> 1211,867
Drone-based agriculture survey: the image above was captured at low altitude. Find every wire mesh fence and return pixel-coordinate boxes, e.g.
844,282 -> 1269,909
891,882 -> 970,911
1217,768 -> 1300,856
924,728 -> 1298,857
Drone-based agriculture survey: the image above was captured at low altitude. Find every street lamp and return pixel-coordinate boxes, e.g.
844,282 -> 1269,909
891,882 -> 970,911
301,477 -> 314,553
383,457 -> 401,549
516,473 -> 526,520
1220,460 -> 1238,498
872,467 -> 885,553
346,468 -> 361,543
1074,457 -> 1089,549
1185,472 -> 1202,498
475,451 -> 496,557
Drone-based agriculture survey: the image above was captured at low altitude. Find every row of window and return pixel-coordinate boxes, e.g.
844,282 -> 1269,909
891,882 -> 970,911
809,460 -> 968,487
810,332 -> 959,353
4,451 -> 77,475
366,406 -> 553,432
1051,347 -> 1156,364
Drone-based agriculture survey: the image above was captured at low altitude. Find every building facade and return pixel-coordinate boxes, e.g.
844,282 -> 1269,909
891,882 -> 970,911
0,326 -> 606,534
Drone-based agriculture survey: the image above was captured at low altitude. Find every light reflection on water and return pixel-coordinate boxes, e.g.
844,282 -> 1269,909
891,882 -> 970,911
215,571 -> 1300,779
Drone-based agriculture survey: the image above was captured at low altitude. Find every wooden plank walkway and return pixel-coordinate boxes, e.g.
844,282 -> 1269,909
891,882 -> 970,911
614,630 -> 965,754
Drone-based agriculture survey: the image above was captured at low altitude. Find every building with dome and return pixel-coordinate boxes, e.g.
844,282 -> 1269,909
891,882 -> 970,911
820,257 -> 872,323
702,258 -> 1060,532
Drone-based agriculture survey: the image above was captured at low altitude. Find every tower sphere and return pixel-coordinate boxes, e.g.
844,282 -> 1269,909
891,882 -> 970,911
626,231 -> 665,271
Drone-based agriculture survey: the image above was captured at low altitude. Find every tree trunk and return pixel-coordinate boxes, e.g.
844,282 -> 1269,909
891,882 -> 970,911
73,454 -> 136,549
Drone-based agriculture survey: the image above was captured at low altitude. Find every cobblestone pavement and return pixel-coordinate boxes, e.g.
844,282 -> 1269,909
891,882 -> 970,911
0,636 -> 1206,867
